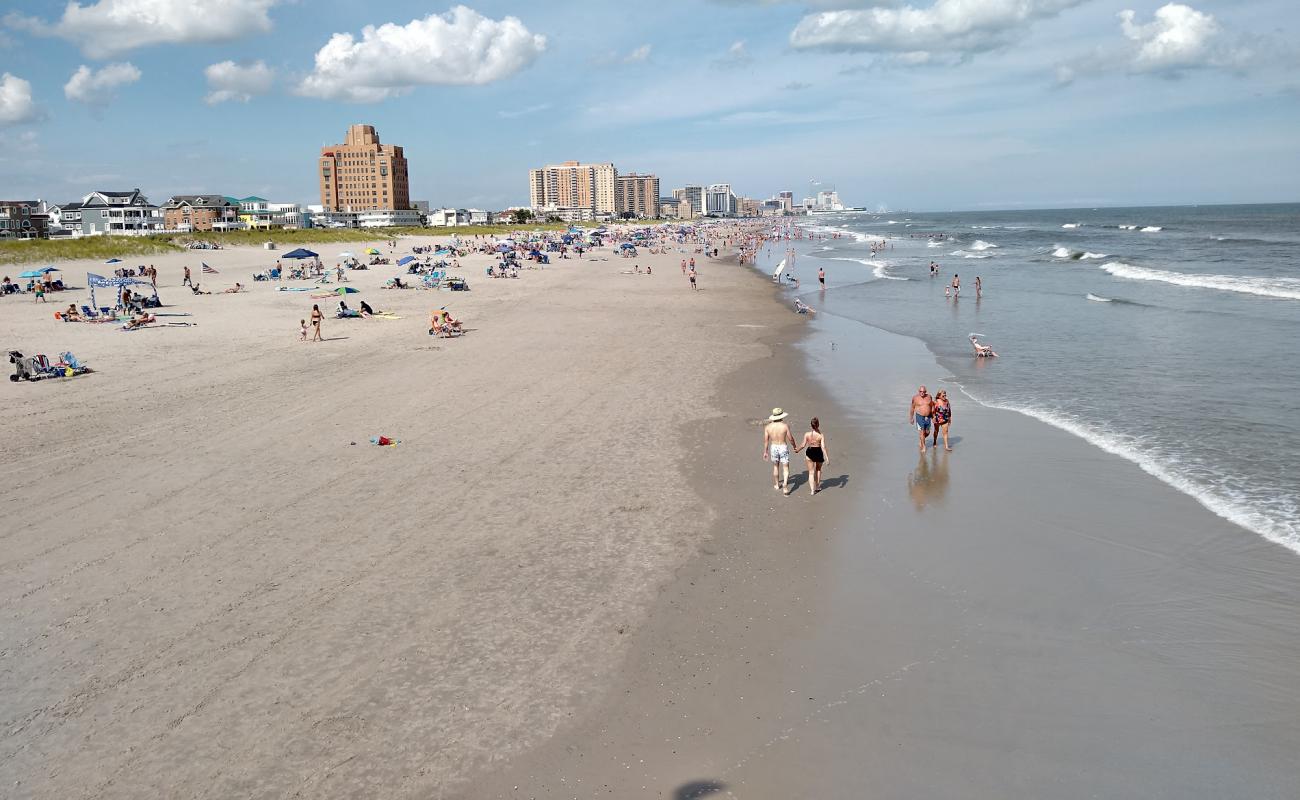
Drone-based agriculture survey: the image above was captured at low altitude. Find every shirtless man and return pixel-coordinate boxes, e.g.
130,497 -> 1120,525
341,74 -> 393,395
762,408 -> 798,494
909,386 -> 934,453
951,274 -> 961,297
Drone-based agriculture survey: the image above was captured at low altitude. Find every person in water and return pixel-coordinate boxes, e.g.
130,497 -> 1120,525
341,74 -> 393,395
800,418 -> 828,495
931,391 -> 953,452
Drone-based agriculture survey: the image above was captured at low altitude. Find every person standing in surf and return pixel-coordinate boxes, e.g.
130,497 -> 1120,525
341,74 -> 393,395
975,276 -> 982,297
951,274 -> 961,297
818,267 -> 826,287
909,386 -> 934,453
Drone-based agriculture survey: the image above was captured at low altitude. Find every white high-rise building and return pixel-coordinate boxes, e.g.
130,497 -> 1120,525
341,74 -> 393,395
705,183 -> 737,217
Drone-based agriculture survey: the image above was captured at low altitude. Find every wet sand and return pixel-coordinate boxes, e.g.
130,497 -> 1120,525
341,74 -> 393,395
473,295 -> 1300,798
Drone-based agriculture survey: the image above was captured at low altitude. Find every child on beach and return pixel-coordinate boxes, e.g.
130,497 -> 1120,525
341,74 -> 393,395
299,319 -> 308,341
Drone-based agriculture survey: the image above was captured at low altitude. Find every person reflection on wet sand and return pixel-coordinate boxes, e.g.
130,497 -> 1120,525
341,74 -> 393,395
907,449 -> 951,510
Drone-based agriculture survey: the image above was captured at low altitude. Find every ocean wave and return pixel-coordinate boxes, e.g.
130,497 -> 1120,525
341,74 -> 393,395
1141,226 -> 1162,232
950,250 -> 992,259
1062,223 -> 1082,229
1086,293 -> 1112,302
927,240 -> 941,248
970,240 -> 998,251
827,256 -> 908,280
1100,261 -> 1300,300
956,395 -> 1299,554
1052,247 -> 1110,260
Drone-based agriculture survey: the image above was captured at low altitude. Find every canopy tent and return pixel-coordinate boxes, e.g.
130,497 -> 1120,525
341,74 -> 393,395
281,248 -> 319,259
19,267 -> 58,279
397,255 -> 415,266
86,272 -> 158,309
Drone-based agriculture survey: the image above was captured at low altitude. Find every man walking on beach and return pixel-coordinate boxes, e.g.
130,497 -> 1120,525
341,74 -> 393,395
182,265 -> 192,287
689,266 -> 698,290
909,386 -> 935,453
818,267 -> 825,287
763,408 -> 798,494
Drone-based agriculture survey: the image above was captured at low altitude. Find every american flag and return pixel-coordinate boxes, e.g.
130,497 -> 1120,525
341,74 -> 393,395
202,263 -> 218,274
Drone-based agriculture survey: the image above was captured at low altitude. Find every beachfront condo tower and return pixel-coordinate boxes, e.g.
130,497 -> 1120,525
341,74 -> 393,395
528,161 -> 617,218
614,173 -> 661,219
319,124 -> 410,213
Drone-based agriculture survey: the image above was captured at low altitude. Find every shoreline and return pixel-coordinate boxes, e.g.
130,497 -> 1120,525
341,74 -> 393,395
472,252 -> 1300,797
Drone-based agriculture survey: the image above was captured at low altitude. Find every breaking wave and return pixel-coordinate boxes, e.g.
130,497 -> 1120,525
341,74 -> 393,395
1100,262 -> 1300,300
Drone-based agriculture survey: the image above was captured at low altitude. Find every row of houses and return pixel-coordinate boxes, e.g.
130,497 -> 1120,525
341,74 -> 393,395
1,190 -> 531,239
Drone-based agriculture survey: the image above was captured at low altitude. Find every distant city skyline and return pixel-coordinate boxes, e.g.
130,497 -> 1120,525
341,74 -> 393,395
1,0 -> 1296,210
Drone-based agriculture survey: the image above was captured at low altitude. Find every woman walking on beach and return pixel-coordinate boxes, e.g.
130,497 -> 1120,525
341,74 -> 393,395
310,304 -> 323,342
931,391 -> 953,452
800,418 -> 828,495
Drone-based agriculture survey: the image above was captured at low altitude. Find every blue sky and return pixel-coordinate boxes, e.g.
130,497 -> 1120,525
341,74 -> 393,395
0,0 -> 1296,210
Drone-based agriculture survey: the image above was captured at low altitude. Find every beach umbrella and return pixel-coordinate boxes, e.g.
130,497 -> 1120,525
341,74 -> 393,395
619,242 -> 635,250
105,258 -> 122,264
338,251 -> 355,258
397,255 -> 415,266
365,247 -> 381,255
336,286 -> 359,294
495,243 -> 511,252
281,248 -> 318,259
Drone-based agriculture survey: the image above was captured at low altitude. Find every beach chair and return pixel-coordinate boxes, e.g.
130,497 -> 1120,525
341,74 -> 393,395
81,305 -> 100,319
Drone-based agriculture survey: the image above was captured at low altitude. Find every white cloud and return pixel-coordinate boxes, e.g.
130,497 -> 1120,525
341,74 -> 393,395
296,6 -> 546,103
498,102 -> 551,118
7,0 -> 279,59
204,60 -> 274,104
1057,3 -> 1254,84
624,44 -> 653,63
790,0 -> 1083,61
1119,3 -> 1249,73
64,62 -> 141,105
713,40 -> 753,68
0,73 -> 39,125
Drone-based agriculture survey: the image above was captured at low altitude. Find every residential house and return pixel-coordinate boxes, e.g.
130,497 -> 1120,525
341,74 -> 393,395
74,189 -> 164,235
161,194 -> 241,232
0,201 -> 48,238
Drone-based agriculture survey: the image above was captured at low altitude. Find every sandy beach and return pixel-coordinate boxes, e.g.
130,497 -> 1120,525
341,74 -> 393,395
0,232 -> 787,797
4,227 -> 1300,799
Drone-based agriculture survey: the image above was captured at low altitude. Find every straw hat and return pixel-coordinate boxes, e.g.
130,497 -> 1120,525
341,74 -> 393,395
767,407 -> 788,422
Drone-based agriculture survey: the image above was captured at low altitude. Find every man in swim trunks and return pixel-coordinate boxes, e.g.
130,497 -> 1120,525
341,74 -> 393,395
763,407 -> 798,494
909,386 -> 934,453
818,267 -> 825,287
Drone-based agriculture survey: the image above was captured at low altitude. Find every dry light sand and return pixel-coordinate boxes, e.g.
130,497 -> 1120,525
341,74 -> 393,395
0,233 -> 787,798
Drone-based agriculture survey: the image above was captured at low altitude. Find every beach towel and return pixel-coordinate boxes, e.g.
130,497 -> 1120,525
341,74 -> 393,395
370,436 -> 400,447
277,287 -> 315,292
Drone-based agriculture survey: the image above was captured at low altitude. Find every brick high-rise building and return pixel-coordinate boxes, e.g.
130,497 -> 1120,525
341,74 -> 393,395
528,161 -> 616,215
319,124 -> 410,212
615,173 -> 660,218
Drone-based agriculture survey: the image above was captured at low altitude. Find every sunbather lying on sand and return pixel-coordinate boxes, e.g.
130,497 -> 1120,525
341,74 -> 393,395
223,283 -> 244,293
124,312 -> 156,329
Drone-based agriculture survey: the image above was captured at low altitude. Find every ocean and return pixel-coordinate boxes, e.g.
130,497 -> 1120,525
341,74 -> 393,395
765,203 -> 1300,554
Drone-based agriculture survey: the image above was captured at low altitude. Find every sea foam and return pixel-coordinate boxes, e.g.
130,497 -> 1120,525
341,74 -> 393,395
1100,262 -> 1300,300
970,240 -> 998,251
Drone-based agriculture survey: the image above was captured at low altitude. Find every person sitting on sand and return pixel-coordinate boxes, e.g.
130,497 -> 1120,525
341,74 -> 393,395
191,283 -> 211,295
223,283 -> 244,294
360,300 -> 377,316
64,304 -> 81,321
439,308 -> 463,333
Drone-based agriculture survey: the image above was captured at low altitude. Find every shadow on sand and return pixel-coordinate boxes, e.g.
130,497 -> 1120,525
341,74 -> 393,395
675,780 -> 727,799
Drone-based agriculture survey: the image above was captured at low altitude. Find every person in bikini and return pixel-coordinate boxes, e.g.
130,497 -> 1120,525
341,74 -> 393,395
931,390 -> 953,452
763,407 -> 798,495
909,386 -> 934,453
800,417 -> 829,495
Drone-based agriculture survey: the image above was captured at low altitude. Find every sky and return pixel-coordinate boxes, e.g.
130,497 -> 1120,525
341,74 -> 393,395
0,0 -> 1297,211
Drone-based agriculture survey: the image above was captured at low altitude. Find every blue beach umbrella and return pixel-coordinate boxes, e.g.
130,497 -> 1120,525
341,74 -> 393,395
619,242 -> 635,250
19,266 -> 58,278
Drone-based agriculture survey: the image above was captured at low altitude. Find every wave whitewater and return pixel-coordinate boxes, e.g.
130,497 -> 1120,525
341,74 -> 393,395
1052,247 -> 1108,260
1100,261 -> 1300,300
827,256 -> 908,281
958,392 -> 1299,555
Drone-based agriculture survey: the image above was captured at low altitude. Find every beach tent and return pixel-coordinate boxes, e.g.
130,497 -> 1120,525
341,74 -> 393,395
86,272 -> 157,309
397,255 -> 416,266
281,248 -> 319,259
